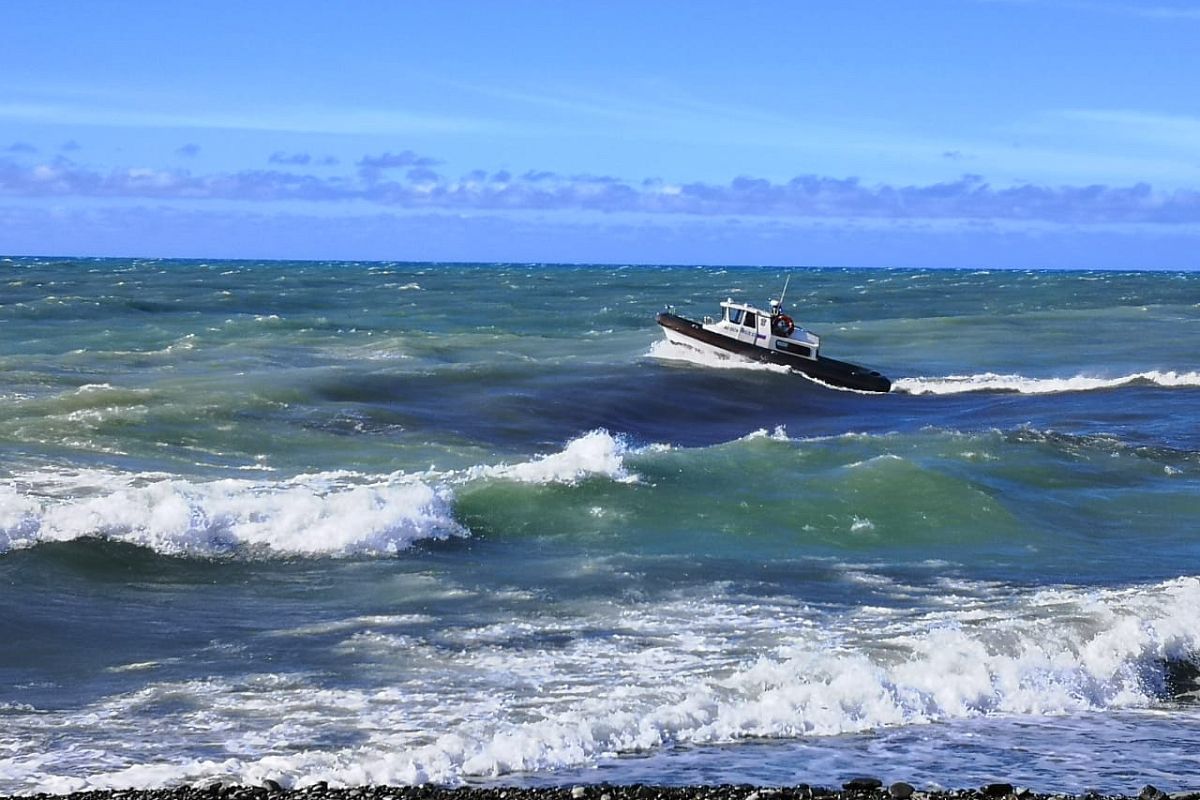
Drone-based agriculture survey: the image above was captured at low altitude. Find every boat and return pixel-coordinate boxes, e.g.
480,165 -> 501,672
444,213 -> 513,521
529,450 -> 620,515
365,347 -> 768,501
655,288 -> 891,393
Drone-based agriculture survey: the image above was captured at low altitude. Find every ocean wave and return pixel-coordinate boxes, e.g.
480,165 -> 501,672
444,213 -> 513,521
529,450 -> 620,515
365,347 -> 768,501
0,431 -> 638,558
464,428 -> 636,485
0,469 -> 463,558
8,577 -> 1200,792
894,370 -> 1200,395
2,422 -> 1192,560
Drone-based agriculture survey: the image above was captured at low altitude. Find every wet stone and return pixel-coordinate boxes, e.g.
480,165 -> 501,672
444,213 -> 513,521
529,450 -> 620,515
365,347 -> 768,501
843,779 -> 884,792
890,784 -> 915,800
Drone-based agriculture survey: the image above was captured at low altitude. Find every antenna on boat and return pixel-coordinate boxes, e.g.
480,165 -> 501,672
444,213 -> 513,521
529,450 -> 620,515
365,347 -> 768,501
775,275 -> 791,312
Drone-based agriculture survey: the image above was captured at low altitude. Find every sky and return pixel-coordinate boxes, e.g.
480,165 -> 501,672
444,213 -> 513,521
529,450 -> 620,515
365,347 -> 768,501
2,0 -> 1199,268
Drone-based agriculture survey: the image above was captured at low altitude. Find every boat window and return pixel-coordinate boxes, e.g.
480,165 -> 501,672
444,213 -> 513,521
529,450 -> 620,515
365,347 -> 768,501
743,312 -> 757,328
775,341 -> 812,358
727,308 -> 743,325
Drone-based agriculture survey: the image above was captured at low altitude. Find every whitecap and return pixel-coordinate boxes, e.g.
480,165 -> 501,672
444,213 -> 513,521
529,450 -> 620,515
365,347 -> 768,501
8,577 -> 1200,790
466,429 -> 636,485
894,370 -> 1200,395
0,468 -> 463,557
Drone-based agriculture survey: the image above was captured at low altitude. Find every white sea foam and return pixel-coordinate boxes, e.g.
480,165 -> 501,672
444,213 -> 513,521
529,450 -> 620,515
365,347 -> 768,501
0,469 -> 463,557
0,431 -> 640,557
894,370 -> 1200,395
740,425 -> 791,442
646,340 -> 884,393
4,576 -> 1199,792
849,516 -> 876,533
646,339 -> 791,374
466,429 -> 636,484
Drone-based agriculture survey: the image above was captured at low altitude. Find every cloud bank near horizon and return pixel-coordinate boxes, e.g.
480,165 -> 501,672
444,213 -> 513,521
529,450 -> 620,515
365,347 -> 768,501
3,149 -> 1198,227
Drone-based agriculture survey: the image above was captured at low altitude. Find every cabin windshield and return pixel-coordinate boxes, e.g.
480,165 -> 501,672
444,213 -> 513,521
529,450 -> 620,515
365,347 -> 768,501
726,307 -> 743,325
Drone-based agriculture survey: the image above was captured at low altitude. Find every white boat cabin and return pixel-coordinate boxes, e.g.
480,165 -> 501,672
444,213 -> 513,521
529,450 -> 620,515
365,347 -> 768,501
703,298 -> 821,360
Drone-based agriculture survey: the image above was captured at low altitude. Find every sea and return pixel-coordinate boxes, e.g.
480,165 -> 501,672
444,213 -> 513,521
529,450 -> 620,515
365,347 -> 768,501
2,258 -> 1200,796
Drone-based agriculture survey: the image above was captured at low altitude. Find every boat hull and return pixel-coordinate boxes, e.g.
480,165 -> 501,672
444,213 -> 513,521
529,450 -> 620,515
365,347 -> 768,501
656,311 -> 892,393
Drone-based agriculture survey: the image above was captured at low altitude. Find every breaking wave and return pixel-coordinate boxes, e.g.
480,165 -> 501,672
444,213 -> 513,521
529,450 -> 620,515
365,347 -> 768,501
0,430 -> 638,558
463,428 -> 636,484
9,576 -> 1200,792
5,423 -> 1196,560
894,370 -> 1200,396
0,469 -> 463,557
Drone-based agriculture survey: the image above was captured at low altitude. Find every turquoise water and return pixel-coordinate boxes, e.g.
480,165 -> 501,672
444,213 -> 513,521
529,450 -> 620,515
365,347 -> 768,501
2,258 -> 1200,794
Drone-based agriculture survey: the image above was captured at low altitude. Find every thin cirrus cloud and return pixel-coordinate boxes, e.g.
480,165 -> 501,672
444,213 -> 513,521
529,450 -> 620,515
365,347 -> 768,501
0,98 -> 508,138
269,151 -> 311,165
976,0 -> 1200,20
1051,109 -> 1200,151
356,150 -> 443,181
268,151 -> 341,166
1081,1 -> 1200,18
2,151 -> 1198,226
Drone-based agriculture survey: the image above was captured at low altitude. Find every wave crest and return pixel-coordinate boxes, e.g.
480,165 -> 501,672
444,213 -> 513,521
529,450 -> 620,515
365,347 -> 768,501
466,429 -> 635,485
12,577 -> 1200,791
894,370 -> 1200,395
0,470 -> 463,557
0,430 -> 639,558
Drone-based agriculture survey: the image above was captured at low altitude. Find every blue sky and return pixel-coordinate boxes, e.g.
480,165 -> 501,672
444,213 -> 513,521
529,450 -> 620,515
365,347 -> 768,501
2,0 -> 1199,267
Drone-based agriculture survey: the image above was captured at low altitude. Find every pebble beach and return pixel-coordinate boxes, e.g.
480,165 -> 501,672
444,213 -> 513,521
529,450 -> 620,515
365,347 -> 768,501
9,783 -> 1197,800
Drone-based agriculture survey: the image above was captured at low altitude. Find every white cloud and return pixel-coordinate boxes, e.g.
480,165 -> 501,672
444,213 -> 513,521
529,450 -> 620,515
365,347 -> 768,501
4,152 -> 1199,226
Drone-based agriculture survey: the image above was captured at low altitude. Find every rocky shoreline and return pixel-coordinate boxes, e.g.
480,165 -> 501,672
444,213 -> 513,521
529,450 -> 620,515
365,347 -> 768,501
6,782 -> 1196,800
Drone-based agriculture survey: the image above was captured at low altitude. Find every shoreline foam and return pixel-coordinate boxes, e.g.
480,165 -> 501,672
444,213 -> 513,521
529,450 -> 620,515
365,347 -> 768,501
6,782 -> 1195,800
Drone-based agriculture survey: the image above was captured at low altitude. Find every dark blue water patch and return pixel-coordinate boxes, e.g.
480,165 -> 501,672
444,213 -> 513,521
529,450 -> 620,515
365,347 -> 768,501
307,362 -> 903,449
0,536 -> 653,709
0,540 -> 439,708
890,385 -> 1200,452
302,353 -> 1200,454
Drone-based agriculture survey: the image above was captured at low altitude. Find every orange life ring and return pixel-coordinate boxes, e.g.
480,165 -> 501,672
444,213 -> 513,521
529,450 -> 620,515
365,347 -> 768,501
775,314 -> 795,337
